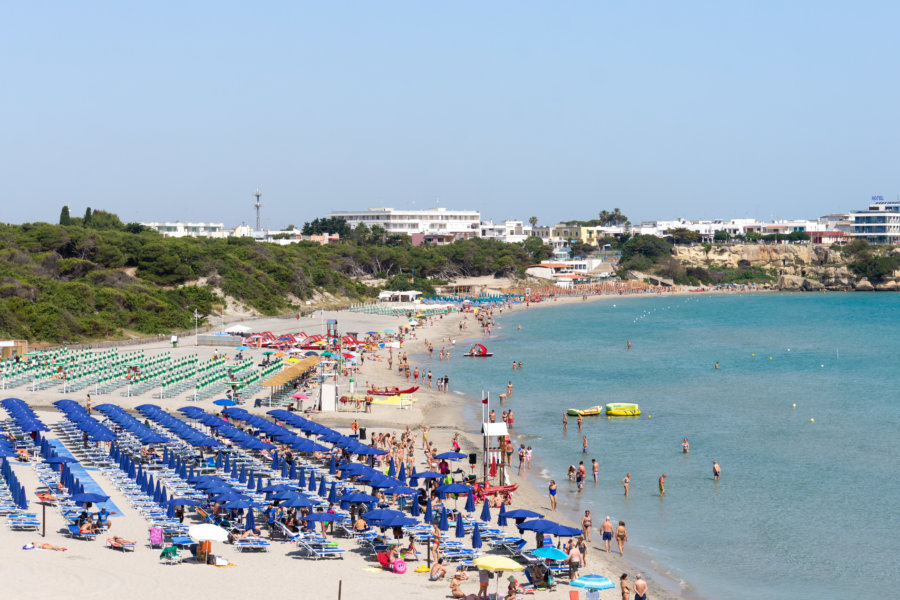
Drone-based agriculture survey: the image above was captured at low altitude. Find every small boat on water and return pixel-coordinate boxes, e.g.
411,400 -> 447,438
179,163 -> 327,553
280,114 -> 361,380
464,343 -> 493,358
566,406 -> 604,417
367,386 -> 419,396
605,403 -> 640,416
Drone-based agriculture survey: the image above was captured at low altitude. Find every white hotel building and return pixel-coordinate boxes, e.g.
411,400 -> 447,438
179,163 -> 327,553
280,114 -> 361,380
327,207 -> 481,241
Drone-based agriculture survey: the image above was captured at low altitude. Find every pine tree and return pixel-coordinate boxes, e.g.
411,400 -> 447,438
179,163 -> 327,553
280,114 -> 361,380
59,206 -> 71,226
83,207 -> 93,226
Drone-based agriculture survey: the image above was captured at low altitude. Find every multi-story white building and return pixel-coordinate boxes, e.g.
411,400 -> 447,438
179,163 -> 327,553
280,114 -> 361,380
327,207 -> 481,240
479,220 -> 532,243
141,222 -> 227,238
849,199 -> 900,244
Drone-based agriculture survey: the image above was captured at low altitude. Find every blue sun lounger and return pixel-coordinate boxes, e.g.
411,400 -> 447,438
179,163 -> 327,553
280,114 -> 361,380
68,524 -> 98,540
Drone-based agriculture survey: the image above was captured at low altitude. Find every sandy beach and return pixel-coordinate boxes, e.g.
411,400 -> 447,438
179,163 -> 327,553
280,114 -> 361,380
1,296 -> 685,600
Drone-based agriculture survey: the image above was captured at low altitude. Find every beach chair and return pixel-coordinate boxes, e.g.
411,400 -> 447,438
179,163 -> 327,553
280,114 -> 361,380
107,537 -> 136,552
67,524 -> 98,540
296,535 -> 345,560
148,527 -> 165,548
159,545 -> 181,565
233,538 -> 270,552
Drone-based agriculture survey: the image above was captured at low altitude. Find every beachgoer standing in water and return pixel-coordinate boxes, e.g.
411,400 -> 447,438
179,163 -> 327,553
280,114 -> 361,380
622,473 -> 630,497
627,340 -> 631,350
577,414 -> 583,431
715,361 -> 719,369
591,458 -> 599,483
682,437 -> 690,453
562,413 -> 568,430
548,480 -> 557,510
601,516 -> 614,552
658,473 -> 666,497
713,460 -> 721,481
582,435 -> 588,454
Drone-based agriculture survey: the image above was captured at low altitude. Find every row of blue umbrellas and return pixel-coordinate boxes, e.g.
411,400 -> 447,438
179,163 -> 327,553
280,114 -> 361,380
94,404 -> 169,444
2,398 -> 50,433
53,400 -> 116,442
0,458 -> 28,509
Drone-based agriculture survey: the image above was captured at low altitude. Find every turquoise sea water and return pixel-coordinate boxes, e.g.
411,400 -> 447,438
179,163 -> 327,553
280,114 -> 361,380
434,293 -> 899,600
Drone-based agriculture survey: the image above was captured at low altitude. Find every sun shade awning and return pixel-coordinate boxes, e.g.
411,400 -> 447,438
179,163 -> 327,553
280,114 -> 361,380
262,356 -> 321,387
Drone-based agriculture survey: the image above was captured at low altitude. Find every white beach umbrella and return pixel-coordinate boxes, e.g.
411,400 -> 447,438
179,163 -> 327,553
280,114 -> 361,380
188,524 -> 229,542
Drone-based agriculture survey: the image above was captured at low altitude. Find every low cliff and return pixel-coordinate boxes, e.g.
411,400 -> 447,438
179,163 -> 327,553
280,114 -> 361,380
672,244 -> 898,291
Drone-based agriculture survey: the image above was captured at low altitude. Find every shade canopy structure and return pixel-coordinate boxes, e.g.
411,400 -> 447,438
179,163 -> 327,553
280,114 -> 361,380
225,325 -> 252,334
261,356 -> 321,387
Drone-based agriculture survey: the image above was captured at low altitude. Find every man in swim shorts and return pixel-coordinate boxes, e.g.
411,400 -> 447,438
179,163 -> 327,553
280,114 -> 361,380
633,573 -> 648,600
601,516 -> 614,552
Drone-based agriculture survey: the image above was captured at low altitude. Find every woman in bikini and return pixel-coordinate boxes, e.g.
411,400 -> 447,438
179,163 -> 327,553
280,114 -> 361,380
619,573 -> 631,600
622,472 -> 631,497
615,521 -> 628,556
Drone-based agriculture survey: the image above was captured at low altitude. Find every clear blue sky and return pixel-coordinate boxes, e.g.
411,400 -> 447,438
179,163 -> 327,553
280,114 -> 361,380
3,1 -> 898,228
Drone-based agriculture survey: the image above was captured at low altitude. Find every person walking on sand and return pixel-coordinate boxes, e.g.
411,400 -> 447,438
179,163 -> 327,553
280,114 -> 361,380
601,516 -> 614,552
615,521 -> 628,556
622,473 -> 630,497
658,473 -> 666,497
713,460 -> 721,481
581,510 -> 592,542
548,480 -> 557,510
634,573 -> 648,600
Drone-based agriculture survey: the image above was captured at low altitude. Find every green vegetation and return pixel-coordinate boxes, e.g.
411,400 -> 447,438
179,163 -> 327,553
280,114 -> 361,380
0,211 -> 536,343
841,239 -> 900,284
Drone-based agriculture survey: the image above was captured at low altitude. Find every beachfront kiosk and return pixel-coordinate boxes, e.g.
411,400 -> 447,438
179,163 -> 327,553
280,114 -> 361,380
481,422 -> 510,486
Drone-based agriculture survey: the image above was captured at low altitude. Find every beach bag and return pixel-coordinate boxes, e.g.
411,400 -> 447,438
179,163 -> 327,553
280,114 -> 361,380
392,559 -> 407,574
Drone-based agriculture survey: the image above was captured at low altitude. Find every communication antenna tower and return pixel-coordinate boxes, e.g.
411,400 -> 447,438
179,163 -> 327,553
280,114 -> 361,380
253,188 -> 263,231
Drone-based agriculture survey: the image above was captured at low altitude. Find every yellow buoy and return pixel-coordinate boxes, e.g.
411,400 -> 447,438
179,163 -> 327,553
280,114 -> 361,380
810,418 -> 814,423
769,357 -> 773,360
647,415 -> 651,418
792,403 -> 796,408
751,353 -> 755,356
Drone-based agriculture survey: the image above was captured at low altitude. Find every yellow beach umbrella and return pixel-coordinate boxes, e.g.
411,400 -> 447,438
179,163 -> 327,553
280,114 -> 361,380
473,556 -> 523,572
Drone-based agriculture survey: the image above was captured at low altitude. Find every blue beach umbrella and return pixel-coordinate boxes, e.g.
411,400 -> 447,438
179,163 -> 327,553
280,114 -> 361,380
439,507 -> 449,532
410,497 -> 421,518
387,459 -> 396,478
480,500 -> 491,522
408,468 -> 419,488
239,466 -> 247,484
230,461 -> 238,479
281,461 -> 288,478
245,507 -> 256,531
223,454 -> 230,472
423,499 -> 433,524
532,546 -> 569,561
328,482 -> 338,504
329,454 -> 336,475
296,466 -> 306,484
270,452 -> 279,470
289,461 -> 297,480
189,465 -> 195,480
502,509 -> 543,520
247,471 -> 256,490
317,477 -> 327,498
69,492 -> 110,504
166,503 -> 176,518
308,471 -> 316,492
256,474 -> 263,491
472,524 -> 483,549
497,502 -> 508,526
465,492 -> 476,513
570,575 -> 616,591
455,513 -> 465,538
398,463 -> 407,485
215,452 -> 222,470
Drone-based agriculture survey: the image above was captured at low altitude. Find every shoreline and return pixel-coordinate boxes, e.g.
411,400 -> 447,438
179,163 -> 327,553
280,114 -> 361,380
4,291 -> 728,600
